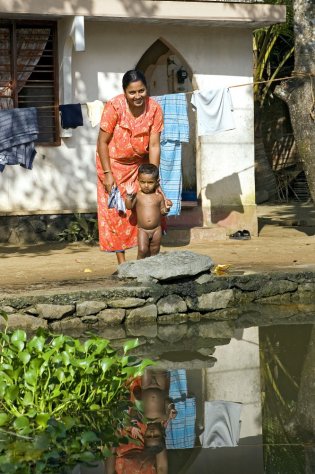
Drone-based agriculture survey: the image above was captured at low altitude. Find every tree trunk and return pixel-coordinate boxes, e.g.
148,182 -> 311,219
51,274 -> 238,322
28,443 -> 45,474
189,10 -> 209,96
275,0 -> 315,202
254,102 -> 277,202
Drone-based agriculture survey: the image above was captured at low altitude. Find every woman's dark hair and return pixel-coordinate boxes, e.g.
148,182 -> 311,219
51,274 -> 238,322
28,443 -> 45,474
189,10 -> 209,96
122,69 -> 147,91
138,163 -> 159,179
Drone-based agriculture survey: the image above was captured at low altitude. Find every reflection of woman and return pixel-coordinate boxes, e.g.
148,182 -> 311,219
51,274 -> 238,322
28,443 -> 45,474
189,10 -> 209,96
104,422 -> 168,474
104,376 -> 168,474
96,70 -> 163,265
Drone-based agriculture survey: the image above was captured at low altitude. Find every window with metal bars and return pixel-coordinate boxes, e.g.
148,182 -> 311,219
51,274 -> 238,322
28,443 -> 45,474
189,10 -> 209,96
0,20 -> 60,145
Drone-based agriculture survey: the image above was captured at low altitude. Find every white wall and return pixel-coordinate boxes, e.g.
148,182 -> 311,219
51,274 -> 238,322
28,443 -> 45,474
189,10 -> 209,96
0,20 -> 255,228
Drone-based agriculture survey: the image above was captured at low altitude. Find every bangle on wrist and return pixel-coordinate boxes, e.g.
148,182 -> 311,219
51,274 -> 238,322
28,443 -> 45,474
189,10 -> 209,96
126,193 -> 134,199
103,169 -> 112,174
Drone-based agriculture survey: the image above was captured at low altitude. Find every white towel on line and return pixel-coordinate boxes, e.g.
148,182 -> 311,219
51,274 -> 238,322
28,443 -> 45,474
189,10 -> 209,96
191,88 -> 235,136
86,100 -> 104,127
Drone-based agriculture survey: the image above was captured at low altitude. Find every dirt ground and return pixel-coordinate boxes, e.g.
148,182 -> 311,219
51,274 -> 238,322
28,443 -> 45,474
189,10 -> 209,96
1,203 -> 315,291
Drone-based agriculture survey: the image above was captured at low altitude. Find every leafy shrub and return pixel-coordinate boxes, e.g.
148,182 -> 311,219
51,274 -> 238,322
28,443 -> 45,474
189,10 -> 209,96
0,320 -> 152,473
58,214 -> 98,244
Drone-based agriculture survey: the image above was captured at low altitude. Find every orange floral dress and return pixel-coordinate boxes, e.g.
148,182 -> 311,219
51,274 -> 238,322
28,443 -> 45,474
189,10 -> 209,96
96,95 -> 163,252
115,421 -> 156,474
115,377 -> 156,473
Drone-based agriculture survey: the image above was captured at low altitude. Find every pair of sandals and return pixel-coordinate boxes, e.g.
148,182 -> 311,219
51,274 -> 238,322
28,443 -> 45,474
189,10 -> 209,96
229,229 -> 251,240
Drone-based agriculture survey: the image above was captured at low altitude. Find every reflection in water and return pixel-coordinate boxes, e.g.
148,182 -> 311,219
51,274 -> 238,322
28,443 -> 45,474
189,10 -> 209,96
77,324 -> 315,474
260,325 -> 314,474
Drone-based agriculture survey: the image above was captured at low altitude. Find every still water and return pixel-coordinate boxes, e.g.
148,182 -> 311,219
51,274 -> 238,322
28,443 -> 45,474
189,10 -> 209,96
77,323 -> 315,474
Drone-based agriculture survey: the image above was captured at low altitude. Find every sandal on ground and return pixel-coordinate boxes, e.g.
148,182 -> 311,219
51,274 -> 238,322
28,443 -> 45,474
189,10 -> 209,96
229,230 -> 251,240
242,229 -> 251,240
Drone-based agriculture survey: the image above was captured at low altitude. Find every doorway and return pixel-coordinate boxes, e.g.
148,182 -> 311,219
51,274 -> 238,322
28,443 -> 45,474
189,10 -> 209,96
136,39 -> 197,201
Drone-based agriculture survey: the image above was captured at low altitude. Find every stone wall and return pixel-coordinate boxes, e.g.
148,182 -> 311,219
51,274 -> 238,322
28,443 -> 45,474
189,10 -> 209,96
1,272 -> 315,345
1,270 -> 315,367
0,214 -> 96,244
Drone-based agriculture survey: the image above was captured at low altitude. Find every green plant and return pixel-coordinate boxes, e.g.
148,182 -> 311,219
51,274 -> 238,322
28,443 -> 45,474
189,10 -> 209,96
58,214 -> 98,244
253,0 -> 294,107
0,315 -> 153,473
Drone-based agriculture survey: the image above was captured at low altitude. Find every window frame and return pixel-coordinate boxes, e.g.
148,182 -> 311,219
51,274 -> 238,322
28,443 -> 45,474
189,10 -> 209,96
0,19 -> 60,146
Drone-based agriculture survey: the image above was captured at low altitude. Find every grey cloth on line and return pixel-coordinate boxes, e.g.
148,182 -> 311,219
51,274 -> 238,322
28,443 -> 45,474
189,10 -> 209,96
191,88 -> 235,136
199,400 -> 242,448
0,107 -> 39,172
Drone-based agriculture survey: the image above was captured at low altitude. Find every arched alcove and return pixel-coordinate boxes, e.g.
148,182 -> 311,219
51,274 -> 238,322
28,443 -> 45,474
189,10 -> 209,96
136,38 -> 193,95
136,38 -> 197,198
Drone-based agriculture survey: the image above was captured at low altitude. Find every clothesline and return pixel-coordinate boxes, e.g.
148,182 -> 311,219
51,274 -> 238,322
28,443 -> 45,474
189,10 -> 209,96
10,72 -> 313,110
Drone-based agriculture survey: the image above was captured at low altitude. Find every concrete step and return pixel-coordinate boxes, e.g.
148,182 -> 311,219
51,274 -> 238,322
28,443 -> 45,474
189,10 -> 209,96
162,226 -> 227,245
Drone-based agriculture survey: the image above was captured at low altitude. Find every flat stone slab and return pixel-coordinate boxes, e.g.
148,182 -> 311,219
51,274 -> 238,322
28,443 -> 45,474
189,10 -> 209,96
118,250 -> 214,281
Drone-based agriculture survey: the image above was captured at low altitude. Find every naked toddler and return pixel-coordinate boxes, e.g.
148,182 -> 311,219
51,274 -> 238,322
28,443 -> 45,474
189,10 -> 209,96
125,163 -> 172,259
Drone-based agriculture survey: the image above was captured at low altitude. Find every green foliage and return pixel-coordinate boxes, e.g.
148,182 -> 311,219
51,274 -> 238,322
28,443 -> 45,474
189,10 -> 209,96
0,327 -> 153,473
58,214 -> 98,244
254,0 -> 294,106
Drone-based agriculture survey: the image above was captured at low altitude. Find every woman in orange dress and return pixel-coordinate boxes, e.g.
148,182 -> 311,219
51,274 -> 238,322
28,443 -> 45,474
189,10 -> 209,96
96,70 -> 163,265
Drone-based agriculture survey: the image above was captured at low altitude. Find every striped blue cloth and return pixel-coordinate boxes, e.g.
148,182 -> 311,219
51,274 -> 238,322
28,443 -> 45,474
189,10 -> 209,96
168,369 -> 188,400
154,93 -> 189,143
0,107 -> 38,172
159,141 -> 182,216
165,369 -> 196,449
154,94 -> 189,217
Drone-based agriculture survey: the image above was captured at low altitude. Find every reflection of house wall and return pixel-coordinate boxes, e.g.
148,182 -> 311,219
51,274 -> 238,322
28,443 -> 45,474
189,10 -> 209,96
204,327 -> 262,440
186,327 -> 264,474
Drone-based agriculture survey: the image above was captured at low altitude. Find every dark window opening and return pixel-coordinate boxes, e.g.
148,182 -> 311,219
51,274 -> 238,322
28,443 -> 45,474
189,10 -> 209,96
0,20 -> 60,145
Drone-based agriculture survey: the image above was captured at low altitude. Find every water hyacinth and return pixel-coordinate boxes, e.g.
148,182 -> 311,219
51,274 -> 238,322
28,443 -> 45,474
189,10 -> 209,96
0,319 -> 153,474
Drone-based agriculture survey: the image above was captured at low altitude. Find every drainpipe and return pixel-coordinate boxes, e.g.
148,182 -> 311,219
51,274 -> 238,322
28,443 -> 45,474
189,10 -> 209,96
59,16 -> 85,138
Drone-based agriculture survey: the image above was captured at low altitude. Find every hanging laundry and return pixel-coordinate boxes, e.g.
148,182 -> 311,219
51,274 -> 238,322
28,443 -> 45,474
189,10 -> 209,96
191,88 -> 235,136
0,107 -> 39,172
199,400 -> 242,448
158,141 -> 182,216
86,100 -> 104,127
165,369 -> 196,449
156,93 -> 189,143
154,93 -> 189,216
59,103 -> 83,129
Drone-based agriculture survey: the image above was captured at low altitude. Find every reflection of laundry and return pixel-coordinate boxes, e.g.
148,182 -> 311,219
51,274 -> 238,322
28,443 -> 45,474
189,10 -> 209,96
86,100 -> 104,127
166,369 -> 196,449
191,88 -> 235,136
199,400 -> 242,448
154,94 -> 189,217
108,186 -> 126,213
168,369 -> 188,400
59,103 -> 83,129
0,107 -> 38,172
